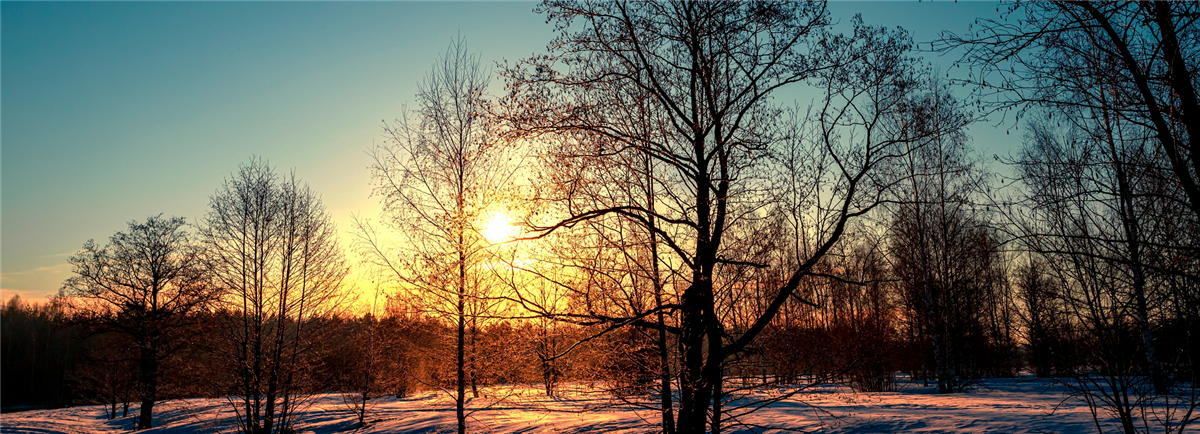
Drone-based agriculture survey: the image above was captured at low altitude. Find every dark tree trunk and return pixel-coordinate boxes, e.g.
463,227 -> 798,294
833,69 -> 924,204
136,344 -> 158,430
709,360 -> 723,434
676,282 -> 711,434
654,271 -> 675,434
1106,114 -> 1165,395
646,156 -> 675,434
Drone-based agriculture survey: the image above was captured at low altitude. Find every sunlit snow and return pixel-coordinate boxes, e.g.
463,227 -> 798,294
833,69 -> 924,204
0,376 -> 1130,433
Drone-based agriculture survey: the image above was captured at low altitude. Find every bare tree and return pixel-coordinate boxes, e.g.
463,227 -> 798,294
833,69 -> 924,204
944,5 -> 1200,430
889,195 -> 1009,391
1007,120 -> 1199,434
202,158 -> 348,434
940,1 -> 1200,222
71,330 -> 138,420
881,82 -> 1018,392
64,215 -> 215,430
494,85 -> 682,424
359,36 -> 514,434
501,2 -> 938,431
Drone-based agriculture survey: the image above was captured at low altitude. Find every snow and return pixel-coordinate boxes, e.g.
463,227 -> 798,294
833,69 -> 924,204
0,376 -> 1130,433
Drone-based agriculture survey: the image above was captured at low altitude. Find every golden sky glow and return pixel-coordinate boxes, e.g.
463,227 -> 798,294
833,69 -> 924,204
481,212 -> 517,245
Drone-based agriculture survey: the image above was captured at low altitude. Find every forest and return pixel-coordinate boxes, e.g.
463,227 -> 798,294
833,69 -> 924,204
2,2 -> 1198,434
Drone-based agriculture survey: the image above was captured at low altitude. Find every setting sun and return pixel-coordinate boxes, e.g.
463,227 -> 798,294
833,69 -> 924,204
481,212 -> 517,244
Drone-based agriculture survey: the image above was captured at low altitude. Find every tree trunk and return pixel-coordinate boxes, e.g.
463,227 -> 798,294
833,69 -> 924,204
470,319 -> 479,398
676,283 -> 710,434
705,294 -> 725,434
136,345 -> 158,430
655,286 -> 675,434
645,156 -> 675,434
1107,123 -> 1165,395
709,360 -> 723,434
457,252 -> 467,434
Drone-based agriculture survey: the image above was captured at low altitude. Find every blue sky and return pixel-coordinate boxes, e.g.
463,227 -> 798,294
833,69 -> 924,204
1,1 -> 1014,303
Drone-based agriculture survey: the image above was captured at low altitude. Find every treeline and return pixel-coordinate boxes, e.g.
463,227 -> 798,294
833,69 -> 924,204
1,296 -> 79,411
0,294 -> 670,413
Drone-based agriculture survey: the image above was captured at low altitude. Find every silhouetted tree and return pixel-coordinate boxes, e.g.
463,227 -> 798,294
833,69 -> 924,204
358,36 -> 514,434
63,215 -> 215,429
202,158 -> 348,434
338,282 -> 388,428
883,81 -> 1019,391
502,2 -> 940,431
1009,121 -> 1198,434
941,1 -> 1200,223
944,5 -> 1200,430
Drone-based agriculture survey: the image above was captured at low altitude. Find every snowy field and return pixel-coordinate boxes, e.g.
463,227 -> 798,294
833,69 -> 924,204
1,377 -> 1128,433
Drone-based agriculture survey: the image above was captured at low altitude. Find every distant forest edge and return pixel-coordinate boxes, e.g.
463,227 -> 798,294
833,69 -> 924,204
2,2 -> 1199,434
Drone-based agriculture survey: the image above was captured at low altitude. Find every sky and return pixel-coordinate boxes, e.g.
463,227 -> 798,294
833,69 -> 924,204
1,1 -> 1014,305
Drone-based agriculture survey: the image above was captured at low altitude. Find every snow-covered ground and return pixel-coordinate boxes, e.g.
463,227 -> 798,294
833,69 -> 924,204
0,377 -> 1125,433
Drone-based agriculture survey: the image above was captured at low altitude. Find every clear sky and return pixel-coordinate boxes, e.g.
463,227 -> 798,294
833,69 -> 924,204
1,1 -> 1014,304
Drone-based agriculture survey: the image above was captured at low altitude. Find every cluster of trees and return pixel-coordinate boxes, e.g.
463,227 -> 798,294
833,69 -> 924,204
936,2 -> 1200,433
2,296 -> 79,411
3,1 -> 1198,434
5,159 -> 353,432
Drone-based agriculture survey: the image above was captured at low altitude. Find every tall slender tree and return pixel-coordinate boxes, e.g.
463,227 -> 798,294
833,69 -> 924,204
883,82 -> 1014,391
359,37 -> 514,434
